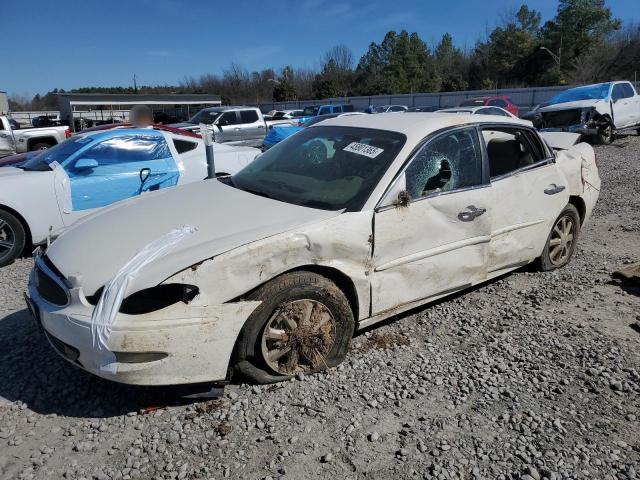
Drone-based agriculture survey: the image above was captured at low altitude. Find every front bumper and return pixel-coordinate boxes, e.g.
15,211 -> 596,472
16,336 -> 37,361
540,124 -> 598,136
26,269 -> 260,386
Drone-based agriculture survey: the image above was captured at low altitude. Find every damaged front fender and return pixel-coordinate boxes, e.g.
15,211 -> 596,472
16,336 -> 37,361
166,212 -> 373,321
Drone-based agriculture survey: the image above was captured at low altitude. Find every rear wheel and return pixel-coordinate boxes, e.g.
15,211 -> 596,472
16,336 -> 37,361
538,204 -> 580,271
0,210 -> 26,268
232,271 -> 354,384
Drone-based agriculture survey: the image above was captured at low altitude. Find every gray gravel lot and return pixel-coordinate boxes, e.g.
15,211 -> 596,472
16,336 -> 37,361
1,135 -> 639,480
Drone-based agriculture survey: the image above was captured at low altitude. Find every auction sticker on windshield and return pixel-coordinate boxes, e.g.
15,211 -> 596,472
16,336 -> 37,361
343,142 -> 384,158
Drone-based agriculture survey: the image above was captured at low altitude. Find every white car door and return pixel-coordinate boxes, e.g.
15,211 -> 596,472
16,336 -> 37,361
214,111 -> 242,144
611,83 -> 635,128
482,126 -> 568,275
0,119 -> 16,157
371,126 -> 492,314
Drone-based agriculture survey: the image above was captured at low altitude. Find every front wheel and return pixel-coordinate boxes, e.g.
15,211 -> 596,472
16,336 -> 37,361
232,271 -> 354,384
0,210 -> 26,268
596,124 -> 615,145
538,204 -> 580,271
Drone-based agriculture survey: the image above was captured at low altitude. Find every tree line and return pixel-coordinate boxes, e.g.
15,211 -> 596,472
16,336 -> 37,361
9,0 -> 639,111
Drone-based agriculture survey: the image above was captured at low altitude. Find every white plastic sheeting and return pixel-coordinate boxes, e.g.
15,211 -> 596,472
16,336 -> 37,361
89,225 -> 197,373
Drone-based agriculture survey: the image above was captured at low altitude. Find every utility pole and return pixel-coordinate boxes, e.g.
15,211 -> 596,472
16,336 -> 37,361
133,73 -> 138,94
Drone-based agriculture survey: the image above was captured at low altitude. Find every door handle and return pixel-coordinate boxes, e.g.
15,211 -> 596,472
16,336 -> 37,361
234,127 -> 242,131
458,205 -> 487,222
544,184 -> 566,195
257,125 -> 265,128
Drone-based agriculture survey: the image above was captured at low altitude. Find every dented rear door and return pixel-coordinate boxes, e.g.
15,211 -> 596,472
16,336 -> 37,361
482,127 -> 569,273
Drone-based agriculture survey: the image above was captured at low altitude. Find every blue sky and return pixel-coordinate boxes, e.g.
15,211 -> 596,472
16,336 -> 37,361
3,0 -> 639,96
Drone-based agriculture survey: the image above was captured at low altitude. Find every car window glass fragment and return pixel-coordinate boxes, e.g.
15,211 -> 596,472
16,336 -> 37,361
405,128 -> 483,200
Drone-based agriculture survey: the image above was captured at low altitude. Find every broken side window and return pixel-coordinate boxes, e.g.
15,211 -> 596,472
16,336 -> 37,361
405,127 -> 483,200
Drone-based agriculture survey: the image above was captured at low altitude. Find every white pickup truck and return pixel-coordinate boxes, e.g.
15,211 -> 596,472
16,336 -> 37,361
533,81 -> 640,144
0,115 -> 71,158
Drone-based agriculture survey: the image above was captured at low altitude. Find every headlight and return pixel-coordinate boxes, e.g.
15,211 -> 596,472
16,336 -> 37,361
86,283 -> 199,314
120,284 -> 199,314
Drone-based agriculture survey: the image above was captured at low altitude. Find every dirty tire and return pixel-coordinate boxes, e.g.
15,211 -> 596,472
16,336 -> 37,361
30,142 -> 52,151
596,125 -> 615,145
0,209 -> 26,268
538,204 -> 580,272
232,271 -> 354,384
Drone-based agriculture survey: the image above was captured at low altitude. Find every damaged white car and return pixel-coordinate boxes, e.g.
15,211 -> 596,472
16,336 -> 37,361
25,113 -> 601,386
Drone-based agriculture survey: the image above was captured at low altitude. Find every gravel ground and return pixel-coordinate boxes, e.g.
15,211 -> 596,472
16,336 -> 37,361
1,135 -> 639,480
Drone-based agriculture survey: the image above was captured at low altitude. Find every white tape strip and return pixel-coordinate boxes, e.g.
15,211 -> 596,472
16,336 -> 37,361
89,225 -> 197,373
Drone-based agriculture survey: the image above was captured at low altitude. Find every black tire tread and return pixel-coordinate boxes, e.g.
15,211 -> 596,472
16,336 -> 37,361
232,271 -> 354,384
538,204 -> 580,272
0,209 -> 26,268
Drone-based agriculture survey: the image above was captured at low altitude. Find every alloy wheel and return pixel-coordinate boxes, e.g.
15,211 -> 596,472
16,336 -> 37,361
0,219 -> 16,261
260,299 -> 337,375
548,215 -> 575,266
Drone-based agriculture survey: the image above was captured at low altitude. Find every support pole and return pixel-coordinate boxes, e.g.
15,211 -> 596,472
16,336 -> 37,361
200,123 -> 216,179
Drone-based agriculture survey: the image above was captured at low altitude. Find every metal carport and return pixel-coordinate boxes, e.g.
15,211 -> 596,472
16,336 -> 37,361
57,93 -> 222,131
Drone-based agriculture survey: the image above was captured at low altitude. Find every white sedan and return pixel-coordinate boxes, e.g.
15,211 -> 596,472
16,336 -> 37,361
0,126 -> 260,266
26,113 -> 600,387
438,105 -> 529,123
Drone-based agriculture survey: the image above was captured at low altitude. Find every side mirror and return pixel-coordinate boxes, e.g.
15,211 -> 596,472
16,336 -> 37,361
378,173 -> 410,209
139,167 -> 151,185
75,158 -> 98,171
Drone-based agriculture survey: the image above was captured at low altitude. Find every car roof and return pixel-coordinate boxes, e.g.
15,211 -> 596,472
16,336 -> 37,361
440,106 -> 484,113
317,112 -> 531,144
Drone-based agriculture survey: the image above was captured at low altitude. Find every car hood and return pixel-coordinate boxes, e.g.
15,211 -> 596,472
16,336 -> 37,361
538,99 -> 604,112
47,180 -> 340,296
0,166 -> 42,178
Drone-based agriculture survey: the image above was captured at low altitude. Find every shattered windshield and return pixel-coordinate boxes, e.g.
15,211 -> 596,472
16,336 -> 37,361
20,135 -> 94,171
188,110 -> 222,124
231,126 -> 406,211
549,83 -> 611,105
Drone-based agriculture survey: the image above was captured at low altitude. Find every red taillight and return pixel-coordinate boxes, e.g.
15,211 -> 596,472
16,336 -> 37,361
65,128 -> 71,138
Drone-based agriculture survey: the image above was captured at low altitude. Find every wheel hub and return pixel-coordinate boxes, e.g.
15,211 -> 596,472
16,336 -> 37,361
261,299 -> 336,375
0,219 -> 15,257
549,215 -> 574,266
